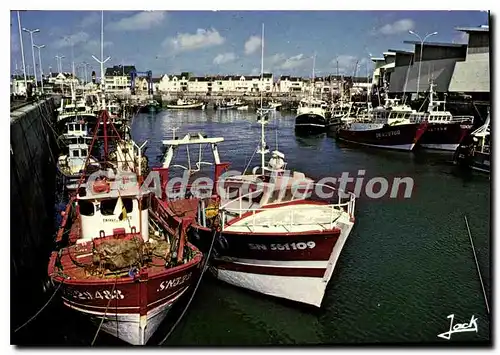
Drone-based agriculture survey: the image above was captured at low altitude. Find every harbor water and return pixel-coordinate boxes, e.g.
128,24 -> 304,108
15,109 -> 490,345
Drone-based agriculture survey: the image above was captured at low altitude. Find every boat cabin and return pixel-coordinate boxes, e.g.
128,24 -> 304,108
214,170 -> 315,224
76,173 -> 150,243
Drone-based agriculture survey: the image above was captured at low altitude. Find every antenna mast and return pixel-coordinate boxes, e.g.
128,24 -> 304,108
91,10 -> 111,111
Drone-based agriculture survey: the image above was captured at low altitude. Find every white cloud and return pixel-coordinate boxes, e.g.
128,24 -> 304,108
376,19 -> 415,35
106,11 -> 167,31
278,54 -> 311,70
84,40 -> 113,53
213,52 -> 236,65
52,32 -> 90,49
267,53 -> 286,66
163,28 -> 225,53
244,35 -> 262,55
79,13 -> 100,28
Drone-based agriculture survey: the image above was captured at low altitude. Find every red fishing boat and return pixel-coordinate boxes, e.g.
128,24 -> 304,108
154,113 -> 356,308
47,105 -> 203,345
410,83 -> 474,151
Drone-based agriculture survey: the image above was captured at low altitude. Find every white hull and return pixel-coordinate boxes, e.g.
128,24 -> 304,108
63,287 -> 188,345
420,143 -> 458,151
166,103 -> 205,110
213,218 -> 354,307
236,105 -> 249,110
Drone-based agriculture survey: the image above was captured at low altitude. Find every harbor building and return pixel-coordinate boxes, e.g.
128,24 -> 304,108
375,24 -> 489,102
104,65 -> 136,93
388,42 -> 467,95
448,25 -> 490,100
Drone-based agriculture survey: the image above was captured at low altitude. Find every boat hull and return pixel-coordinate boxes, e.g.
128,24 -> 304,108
419,122 -> 473,151
295,113 -> 328,134
336,122 -> 427,151
138,105 -> 161,114
189,217 -> 353,307
165,103 -> 205,110
48,247 -> 202,345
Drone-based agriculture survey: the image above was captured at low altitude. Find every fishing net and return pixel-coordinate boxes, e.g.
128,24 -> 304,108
93,237 -> 143,271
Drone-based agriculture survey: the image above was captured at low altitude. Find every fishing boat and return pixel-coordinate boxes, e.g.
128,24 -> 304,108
156,24 -> 357,308
268,100 -> 282,111
156,123 -> 356,308
48,107 -> 203,345
454,111 -> 490,173
294,56 -> 335,134
165,98 -> 206,110
215,98 -> 243,110
410,83 -> 474,151
294,97 -> 332,134
57,119 -> 100,190
48,15 -> 203,344
236,104 -> 249,111
336,110 -> 428,151
139,99 -> 161,114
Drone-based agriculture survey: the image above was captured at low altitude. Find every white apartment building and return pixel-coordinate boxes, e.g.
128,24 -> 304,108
47,72 -> 79,86
155,73 -> 274,93
10,76 -> 35,95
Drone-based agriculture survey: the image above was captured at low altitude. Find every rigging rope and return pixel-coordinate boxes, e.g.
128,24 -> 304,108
158,228 -> 220,345
242,146 -> 258,175
464,215 -> 490,315
14,281 -> 63,333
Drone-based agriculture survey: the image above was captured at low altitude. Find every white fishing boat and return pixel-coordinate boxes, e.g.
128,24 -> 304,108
165,98 -> 205,110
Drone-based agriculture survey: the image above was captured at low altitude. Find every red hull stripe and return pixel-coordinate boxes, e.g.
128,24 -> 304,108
214,260 -> 326,278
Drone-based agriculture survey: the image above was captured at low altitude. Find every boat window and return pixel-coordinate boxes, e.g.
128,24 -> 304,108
79,200 -> 94,216
101,199 -> 117,216
81,149 -> 87,157
123,198 -> 133,213
73,150 -> 80,157
69,124 -> 74,131
141,195 -> 150,210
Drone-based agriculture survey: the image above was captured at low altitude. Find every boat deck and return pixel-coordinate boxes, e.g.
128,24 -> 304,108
224,204 -> 344,233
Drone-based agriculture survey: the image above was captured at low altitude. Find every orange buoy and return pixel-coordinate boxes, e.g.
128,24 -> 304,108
93,179 -> 110,193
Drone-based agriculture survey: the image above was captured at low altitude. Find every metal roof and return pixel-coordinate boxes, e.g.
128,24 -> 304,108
383,52 -> 396,56
388,49 -> 413,55
403,41 -> 467,48
455,26 -> 489,33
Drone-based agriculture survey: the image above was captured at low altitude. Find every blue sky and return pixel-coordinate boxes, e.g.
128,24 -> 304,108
10,10 -> 489,78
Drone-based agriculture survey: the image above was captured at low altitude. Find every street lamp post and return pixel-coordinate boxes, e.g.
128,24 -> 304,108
408,30 -> 438,95
22,27 -> 40,89
33,44 -> 45,94
55,55 -> 65,73
16,11 -> 28,96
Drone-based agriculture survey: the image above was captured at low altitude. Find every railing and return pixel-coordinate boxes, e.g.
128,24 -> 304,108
218,183 -> 356,232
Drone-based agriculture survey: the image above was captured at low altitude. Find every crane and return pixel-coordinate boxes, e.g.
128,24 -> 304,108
130,69 -> 153,95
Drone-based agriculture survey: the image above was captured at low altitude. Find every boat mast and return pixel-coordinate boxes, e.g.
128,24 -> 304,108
311,53 -> 316,98
259,23 -> 266,176
91,10 -> 111,156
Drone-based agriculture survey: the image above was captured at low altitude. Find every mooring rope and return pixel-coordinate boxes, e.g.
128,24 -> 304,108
91,276 -> 118,346
14,281 -> 63,333
464,215 -> 490,315
158,228 -> 220,345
